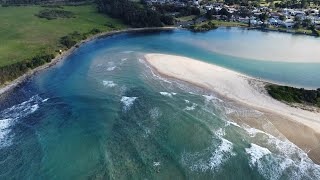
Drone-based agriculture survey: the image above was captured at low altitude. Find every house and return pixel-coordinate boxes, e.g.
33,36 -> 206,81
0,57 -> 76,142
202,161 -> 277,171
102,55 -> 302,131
227,7 -> 237,14
283,19 -> 295,28
269,18 -> 283,26
205,5 -> 213,11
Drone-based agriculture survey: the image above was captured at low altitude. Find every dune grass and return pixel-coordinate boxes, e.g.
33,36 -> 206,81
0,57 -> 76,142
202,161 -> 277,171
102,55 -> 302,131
0,5 -> 127,67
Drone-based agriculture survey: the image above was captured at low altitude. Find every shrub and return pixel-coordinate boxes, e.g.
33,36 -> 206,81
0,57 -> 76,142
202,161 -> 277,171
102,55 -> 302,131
36,9 -> 74,20
0,53 -> 54,84
267,84 -> 320,107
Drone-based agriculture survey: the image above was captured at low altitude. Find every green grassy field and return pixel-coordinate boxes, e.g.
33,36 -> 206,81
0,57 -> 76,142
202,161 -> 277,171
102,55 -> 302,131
175,15 -> 197,22
0,5 -> 126,67
210,20 -> 248,27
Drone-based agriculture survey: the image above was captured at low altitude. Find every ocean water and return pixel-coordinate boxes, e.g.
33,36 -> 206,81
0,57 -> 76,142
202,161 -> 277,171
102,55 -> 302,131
0,28 -> 320,179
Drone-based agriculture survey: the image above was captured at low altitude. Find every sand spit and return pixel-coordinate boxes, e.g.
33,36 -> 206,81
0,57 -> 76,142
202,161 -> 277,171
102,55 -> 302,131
144,53 -> 320,163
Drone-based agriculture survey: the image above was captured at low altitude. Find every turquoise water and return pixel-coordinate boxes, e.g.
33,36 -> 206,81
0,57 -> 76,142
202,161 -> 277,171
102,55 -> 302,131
0,28 -> 320,179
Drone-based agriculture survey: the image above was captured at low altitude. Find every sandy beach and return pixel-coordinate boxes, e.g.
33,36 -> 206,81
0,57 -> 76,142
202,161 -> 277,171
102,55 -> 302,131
144,53 -> 320,163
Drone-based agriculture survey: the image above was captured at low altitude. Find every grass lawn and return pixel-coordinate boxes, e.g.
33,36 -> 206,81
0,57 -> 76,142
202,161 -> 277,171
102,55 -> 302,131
210,20 -> 248,27
0,5 -> 127,67
176,15 -> 197,22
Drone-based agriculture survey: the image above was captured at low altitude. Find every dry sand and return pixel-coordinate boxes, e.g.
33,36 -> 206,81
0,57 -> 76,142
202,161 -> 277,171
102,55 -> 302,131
144,53 -> 320,163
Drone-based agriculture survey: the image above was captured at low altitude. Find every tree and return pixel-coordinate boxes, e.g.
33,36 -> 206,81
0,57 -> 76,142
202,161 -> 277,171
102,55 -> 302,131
206,9 -> 217,20
302,18 -> 312,28
96,0 -> 166,27
219,8 -> 231,19
258,13 -> 268,22
279,15 -> 286,21
237,7 -> 251,18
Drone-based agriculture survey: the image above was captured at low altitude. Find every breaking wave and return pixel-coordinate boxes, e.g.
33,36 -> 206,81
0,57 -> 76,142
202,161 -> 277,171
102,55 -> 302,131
0,95 -> 46,148
102,80 -> 117,88
244,127 -> 320,180
181,128 -> 235,172
246,143 -> 271,166
159,92 -> 177,98
184,102 -> 197,111
121,96 -> 137,111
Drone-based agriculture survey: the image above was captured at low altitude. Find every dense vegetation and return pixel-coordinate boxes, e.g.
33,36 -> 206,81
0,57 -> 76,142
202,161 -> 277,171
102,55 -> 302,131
96,0 -> 173,27
220,0 -> 320,8
189,21 -> 217,32
60,28 -> 101,48
0,54 -> 54,84
1,0 -> 87,5
267,84 -> 320,107
36,9 -> 75,19
152,4 -> 200,17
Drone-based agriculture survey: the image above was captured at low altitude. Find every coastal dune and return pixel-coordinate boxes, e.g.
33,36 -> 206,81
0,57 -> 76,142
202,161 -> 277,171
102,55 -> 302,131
144,53 -> 320,163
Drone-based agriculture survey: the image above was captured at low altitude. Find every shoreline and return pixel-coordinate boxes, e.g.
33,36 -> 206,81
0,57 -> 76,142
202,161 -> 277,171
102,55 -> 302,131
0,24 -> 318,96
0,27 -> 176,96
144,53 -> 320,164
198,22 -> 319,37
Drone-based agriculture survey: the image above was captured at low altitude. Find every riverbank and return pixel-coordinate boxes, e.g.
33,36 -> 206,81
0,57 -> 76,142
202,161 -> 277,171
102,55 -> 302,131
144,53 -> 320,164
180,19 -> 319,37
0,27 -> 175,96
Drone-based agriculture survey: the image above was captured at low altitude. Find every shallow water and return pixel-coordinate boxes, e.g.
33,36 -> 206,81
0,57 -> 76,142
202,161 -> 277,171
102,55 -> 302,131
0,28 -> 320,179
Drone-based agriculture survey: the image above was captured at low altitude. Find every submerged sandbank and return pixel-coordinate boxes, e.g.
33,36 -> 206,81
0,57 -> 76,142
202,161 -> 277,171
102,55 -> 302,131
144,53 -> 320,163
178,28 -> 320,63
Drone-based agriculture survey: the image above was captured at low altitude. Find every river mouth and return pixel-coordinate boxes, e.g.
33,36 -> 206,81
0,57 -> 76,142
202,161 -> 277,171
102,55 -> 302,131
0,28 -> 320,179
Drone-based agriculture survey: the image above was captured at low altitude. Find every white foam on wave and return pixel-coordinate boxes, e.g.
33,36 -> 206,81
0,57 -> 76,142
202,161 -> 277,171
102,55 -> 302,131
159,92 -> 176,98
203,95 -> 223,103
102,80 -> 117,88
106,62 -> 116,71
182,128 -> 235,172
138,58 -> 144,64
244,126 -> 320,179
0,95 -> 44,148
184,103 -> 197,111
121,58 -> 128,62
107,66 -> 116,71
121,96 -> 137,111
153,161 -> 161,167
225,120 -> 241,128
208,137 -> 234,171
245,143 -> 271,166
0,118 -> 13,147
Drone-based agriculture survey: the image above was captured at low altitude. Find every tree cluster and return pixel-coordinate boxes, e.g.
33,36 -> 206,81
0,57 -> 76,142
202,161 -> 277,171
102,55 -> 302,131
267,84 -> 320,107
275,0 -> 320,8
152,4 -> 200,17
96,0 -> 173,27
1,0 -> 86,5
0,54 -> 54,84
36,9 -> 75,20
189,21 -> 217,32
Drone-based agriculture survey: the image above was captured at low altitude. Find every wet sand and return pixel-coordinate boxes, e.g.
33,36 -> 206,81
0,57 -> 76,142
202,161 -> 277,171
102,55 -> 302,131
144,53 -> 320,163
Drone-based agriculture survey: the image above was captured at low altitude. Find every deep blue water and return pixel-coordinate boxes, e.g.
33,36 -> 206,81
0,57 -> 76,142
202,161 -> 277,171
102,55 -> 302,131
0,28 -> 319,179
